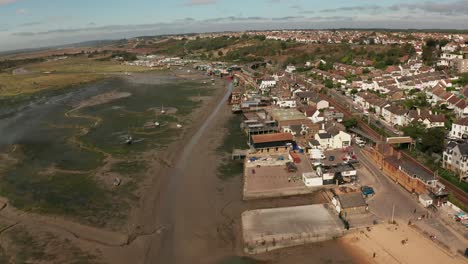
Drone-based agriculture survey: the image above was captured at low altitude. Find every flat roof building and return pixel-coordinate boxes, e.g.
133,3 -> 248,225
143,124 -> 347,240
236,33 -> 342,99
251,132 -> 295,149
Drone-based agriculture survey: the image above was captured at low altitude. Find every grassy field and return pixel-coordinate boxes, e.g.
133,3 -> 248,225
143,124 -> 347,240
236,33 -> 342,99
0,56 -> 150,97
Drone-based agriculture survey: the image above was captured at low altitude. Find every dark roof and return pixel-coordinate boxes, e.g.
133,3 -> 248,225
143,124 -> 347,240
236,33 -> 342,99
318,132 -> 332,139
384,156 -> 402,168
309,139 -> 320,146
296,91 -> 316,99
385,105 -> 407,116
327,126 -> 341,136
326,164 -> 356,173
456,143 -> 468,156
251,133 -> 294,144
454,117 -> 468,126
446,141 -> 458,150
400,161 -> 435,183
338,193 -> 367,209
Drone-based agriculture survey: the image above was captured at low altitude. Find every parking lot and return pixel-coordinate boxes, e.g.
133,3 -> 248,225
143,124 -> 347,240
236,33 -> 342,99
243,152 -> 318,199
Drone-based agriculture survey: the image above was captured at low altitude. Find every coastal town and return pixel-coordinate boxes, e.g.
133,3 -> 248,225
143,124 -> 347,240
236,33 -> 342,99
2,28 -> 468,263
172,29 -> 468,261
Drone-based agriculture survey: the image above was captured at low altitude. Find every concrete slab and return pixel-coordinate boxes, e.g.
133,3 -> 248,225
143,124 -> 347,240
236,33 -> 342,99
242,204 -> 345,254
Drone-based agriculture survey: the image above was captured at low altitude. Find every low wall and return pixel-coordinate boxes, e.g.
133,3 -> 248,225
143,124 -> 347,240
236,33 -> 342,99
244,229 -> 348,254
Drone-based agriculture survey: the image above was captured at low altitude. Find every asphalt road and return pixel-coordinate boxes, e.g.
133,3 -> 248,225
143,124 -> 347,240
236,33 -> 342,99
355,146 -> 424,221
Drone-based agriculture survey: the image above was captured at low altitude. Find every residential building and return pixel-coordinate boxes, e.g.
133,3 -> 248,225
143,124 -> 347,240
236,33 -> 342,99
454,59 -> 468,73
443,142 -> 468,180
285,65 -> 297,74
449,117 -> 468,139
382,105 -> 407,127
314,126 -> 351,150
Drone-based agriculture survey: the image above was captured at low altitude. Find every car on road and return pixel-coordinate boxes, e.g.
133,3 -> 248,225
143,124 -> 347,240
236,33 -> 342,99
361,186 -> 375,197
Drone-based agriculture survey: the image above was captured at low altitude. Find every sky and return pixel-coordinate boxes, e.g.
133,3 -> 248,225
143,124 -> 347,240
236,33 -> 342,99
0,0 -> 468,51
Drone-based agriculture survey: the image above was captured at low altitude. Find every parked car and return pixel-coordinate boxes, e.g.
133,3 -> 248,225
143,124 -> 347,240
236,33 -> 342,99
361,186 -> 375,197
328,155 -> 335,161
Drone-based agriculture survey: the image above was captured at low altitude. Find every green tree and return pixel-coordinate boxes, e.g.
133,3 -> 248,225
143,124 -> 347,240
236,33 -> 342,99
343,118 -> 358,130
324,79 -> 334,88
420,128 -> 445,154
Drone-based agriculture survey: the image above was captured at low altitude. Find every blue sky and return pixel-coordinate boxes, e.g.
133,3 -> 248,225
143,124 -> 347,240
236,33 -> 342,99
0,0 -> 468,51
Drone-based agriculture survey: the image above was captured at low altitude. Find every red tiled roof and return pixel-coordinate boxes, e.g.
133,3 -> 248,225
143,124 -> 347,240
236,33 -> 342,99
251,133 -> 294,144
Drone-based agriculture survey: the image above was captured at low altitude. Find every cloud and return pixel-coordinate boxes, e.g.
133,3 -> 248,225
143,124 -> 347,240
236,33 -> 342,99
0,0 -> 18,5
12,23 -> 173,36
290,5 -> 303,10
186,0 -> 217,6
321,5 -> 382,13
19,21 -> 42,27
272,16 -> 304,21
318,1 -> 468,16
16,8 -> 28,15
394,0 -> 468,15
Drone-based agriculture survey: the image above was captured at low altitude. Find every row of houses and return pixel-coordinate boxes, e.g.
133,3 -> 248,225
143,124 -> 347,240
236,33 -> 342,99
354,91 -> 446,127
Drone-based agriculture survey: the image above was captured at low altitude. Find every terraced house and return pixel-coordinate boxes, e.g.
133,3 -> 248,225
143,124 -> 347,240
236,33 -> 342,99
443,142 -> 468,180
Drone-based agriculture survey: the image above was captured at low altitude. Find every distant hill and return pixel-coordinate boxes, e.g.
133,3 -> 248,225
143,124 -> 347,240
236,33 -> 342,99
0,39 -> 122,57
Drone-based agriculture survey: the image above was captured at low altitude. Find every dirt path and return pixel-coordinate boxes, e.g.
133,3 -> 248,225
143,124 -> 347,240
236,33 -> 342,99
135,82 -> 235,263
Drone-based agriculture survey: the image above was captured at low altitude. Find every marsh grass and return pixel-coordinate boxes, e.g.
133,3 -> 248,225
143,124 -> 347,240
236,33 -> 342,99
216,114 -> 248,180
0,75 -> 214,226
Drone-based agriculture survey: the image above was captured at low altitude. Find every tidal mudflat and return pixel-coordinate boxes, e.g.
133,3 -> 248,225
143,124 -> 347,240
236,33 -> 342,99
0,71 -> 215,227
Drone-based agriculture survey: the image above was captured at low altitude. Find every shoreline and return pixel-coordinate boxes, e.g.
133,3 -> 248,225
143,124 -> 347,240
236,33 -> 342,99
0,68 -> 231,263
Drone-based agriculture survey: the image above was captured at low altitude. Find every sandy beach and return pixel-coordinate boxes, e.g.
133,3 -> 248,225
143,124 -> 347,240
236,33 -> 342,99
342,223 -> 467,264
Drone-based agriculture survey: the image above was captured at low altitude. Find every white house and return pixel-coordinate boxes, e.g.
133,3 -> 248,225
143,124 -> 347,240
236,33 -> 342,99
443,142 -> 468,180
450,117 -> 468,139
382,105 -> 407,127
315,131 -> 333,149
259,79 -> 276,90
311,98 -> 329,110
314,127 -> 351,150
330,130 -> 352,149
285,65 -> 297,74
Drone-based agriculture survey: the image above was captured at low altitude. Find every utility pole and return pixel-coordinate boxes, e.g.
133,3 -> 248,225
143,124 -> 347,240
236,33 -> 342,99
391,203 -> 395,224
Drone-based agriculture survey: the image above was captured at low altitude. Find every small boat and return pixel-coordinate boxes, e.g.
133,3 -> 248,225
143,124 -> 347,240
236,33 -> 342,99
125,136 -> 133,145
113,177 -> 121,186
